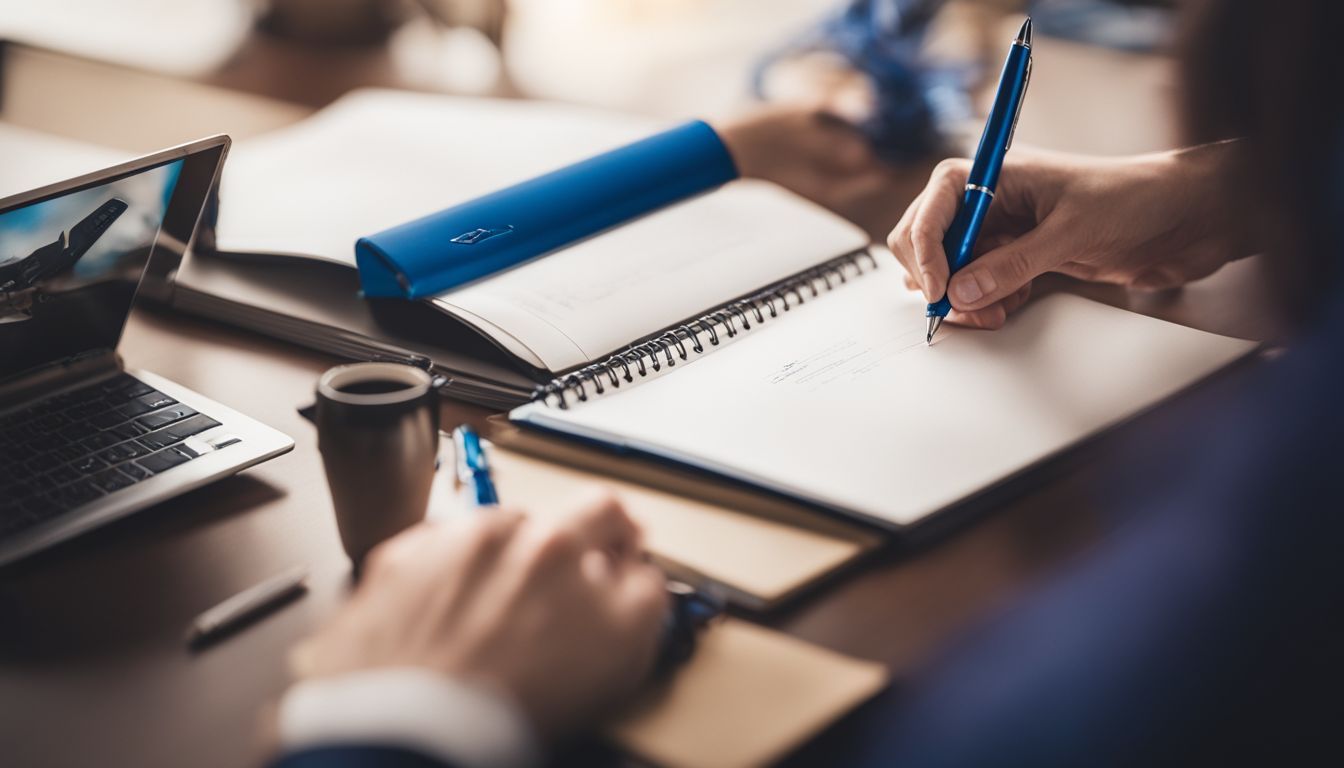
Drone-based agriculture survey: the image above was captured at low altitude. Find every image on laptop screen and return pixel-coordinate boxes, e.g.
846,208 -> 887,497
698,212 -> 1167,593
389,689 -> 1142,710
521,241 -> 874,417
0,159 -> 183,377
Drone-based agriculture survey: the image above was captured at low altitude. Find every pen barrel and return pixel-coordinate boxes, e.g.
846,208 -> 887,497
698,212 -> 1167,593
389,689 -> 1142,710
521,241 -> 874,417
927,188 -> 994,318
965,43 -> 1032,191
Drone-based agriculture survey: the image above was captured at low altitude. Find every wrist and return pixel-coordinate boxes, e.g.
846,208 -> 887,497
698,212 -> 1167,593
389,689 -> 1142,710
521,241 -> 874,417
1164,140 -> 1257,258
278,668 -> 541,768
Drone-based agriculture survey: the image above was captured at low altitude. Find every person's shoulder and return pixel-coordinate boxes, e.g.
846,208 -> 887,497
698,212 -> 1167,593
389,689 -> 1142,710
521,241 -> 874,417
269,745 -> 459,768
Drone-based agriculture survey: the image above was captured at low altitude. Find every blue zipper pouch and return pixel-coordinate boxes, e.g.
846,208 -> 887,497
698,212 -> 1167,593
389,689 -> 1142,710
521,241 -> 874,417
354,120 -> 738,299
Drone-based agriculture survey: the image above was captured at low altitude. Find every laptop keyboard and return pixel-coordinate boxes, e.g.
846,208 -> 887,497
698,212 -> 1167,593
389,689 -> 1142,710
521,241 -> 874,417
0,373 -> 228,538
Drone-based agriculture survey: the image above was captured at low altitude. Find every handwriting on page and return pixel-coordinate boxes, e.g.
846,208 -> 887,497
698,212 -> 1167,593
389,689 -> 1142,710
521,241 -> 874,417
767,326 -> 927,390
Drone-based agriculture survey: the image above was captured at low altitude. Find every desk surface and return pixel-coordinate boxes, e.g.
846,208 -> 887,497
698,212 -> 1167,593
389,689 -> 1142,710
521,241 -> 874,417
0,37 -> 1283,768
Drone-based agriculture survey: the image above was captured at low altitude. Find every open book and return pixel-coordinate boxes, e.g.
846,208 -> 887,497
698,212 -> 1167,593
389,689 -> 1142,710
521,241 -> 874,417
201,89 -> 872,394
510,263 -> 1258,529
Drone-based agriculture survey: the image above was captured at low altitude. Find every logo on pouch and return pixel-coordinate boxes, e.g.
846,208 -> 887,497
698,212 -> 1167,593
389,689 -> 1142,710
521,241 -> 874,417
450,226 -> 515,245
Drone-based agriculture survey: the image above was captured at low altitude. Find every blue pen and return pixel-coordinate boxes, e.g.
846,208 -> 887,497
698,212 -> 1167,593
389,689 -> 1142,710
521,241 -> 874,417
452,425 -> 499,508
451,424 -> 722,674
926,17 -> 1034,344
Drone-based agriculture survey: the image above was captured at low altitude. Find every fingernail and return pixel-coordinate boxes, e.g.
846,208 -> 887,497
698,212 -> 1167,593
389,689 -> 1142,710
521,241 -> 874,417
952,272 -> 994,306
920,270 -> 938,300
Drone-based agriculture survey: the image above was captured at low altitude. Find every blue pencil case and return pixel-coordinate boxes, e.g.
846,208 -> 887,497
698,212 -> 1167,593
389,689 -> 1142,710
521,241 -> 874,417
355,120 -> 738,299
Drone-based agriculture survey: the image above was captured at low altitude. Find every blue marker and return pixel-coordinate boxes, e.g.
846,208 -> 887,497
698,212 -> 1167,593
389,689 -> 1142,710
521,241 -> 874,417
926,17 -> 1034,344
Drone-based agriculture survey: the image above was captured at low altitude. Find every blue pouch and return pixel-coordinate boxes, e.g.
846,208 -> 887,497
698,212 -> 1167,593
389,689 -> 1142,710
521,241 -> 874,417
355,120 -> 738,299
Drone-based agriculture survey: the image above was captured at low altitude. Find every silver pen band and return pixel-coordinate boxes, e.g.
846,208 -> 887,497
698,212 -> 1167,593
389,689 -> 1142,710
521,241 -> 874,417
965,184 -> 995,197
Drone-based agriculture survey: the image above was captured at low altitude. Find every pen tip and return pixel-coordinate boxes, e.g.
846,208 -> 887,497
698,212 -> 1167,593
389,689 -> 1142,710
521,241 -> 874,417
1016,17 -> 1033,46
925,315 -> 943,345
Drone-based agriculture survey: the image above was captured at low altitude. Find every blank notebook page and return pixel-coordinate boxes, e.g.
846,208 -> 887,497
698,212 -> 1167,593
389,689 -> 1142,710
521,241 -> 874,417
512,262 -> 1258,527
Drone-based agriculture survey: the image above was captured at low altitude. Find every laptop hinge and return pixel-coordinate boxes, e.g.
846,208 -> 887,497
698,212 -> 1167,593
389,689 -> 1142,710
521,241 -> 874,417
0,350 -> 122,410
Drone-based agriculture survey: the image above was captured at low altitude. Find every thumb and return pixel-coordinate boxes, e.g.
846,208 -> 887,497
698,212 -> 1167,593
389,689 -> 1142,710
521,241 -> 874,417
946,226 -> 1069,311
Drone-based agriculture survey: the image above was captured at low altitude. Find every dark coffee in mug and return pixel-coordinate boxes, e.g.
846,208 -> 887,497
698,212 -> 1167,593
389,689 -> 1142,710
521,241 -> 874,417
335,379 -> 415,396
315,363 -> 439,568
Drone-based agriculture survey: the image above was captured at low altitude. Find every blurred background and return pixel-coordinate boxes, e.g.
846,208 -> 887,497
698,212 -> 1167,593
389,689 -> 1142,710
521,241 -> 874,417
0,0 -> 1182,157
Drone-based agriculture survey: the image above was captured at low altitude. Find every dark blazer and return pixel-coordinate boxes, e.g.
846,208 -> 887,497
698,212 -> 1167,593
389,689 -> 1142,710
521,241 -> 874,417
275,294 -> 1344,768
272,745 -> 455,768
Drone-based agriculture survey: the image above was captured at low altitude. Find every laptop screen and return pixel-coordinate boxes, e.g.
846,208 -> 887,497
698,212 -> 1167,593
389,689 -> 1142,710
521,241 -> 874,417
0,141 -> 223,383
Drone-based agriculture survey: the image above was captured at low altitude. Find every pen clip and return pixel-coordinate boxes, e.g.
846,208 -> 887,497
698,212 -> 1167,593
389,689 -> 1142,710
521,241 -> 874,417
1005,57 -> 1032,152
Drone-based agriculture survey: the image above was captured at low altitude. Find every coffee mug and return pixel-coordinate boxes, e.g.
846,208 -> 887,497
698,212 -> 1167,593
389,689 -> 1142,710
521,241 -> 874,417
315,362 -> 439,567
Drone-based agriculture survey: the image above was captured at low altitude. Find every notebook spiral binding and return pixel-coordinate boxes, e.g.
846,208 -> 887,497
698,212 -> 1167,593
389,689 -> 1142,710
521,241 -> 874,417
532,248 -> 880,409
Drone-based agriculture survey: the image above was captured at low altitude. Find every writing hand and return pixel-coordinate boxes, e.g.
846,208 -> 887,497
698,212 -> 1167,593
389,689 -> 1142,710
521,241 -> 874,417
887,143 -> 1246,329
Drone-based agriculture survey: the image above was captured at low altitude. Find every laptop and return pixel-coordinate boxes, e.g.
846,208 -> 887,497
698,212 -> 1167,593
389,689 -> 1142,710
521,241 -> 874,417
0,136 -> 293,566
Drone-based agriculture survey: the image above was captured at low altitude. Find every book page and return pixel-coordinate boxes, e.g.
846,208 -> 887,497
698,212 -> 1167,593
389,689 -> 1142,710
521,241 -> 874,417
214,89 -> 660,266
513,263 -> 1258,527
433,180 -> 869,372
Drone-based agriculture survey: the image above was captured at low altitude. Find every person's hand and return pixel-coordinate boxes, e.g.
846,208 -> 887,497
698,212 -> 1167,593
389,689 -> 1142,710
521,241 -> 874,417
715,105 -> 935,241
887,142 -> 1246,329
290,495 -> 667,742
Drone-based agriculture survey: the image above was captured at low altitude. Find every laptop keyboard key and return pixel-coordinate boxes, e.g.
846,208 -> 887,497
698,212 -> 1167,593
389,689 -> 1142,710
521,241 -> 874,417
7,481 -> 34,500
137,405 -> 196,431
80,431 -> 119,452
72,454 -> 109,474
118,399 -> 157,419
120,462 -> 153,480
47,464 -> 81,484
53,480 -> 104,507
138,430 -> 184,450
91,469 -> 136,494
52,444 -> 86,463
135,392 -> 176,410
162,414 -> 221,441
138,447 -> 194,474
98,442 -> 148,464
29,434 -> 65,453
111,421 -> 150,441
26,453 -> 62,473
89,412 -> 128,430
122,381 -> 154,398
22,495 -> 63,521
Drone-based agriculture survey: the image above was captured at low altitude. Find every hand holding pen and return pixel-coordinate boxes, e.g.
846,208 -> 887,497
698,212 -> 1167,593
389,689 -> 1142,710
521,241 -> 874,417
886,18 -> 1034,340
890,19 -> 1243,331
292,437 -> 672,742
453,425 -> 722,676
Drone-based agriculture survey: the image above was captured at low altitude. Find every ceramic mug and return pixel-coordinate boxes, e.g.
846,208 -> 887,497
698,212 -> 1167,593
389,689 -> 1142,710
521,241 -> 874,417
315,362 -> 438,568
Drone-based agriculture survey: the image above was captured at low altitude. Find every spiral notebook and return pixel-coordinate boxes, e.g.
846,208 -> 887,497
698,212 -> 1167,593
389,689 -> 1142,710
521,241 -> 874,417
509,259 -> 1259,529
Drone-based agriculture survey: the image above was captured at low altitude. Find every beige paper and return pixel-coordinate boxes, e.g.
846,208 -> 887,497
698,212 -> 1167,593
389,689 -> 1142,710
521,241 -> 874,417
608,618 -> 888,768
429,443 -> 876,608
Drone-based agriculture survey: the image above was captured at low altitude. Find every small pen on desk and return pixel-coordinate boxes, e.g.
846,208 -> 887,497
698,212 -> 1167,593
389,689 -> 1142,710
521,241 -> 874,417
926,17 -> 1034,344
453,425 -> 499,508
186,565 -> 309,648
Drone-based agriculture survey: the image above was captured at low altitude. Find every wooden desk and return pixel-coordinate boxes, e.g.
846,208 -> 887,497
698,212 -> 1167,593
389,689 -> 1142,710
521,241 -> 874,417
0,40 -> 1283,768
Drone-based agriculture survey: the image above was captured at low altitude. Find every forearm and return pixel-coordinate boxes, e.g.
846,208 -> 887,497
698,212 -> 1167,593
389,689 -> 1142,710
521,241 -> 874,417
1159,139 -> 1259,262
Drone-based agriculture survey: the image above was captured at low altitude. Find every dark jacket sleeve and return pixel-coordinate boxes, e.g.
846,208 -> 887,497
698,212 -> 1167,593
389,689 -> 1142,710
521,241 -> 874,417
270,745 -> 458,768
